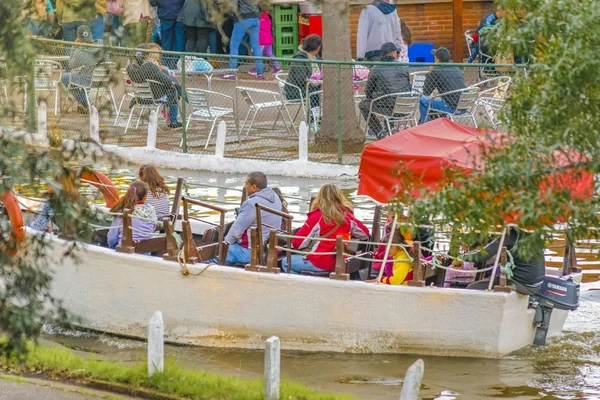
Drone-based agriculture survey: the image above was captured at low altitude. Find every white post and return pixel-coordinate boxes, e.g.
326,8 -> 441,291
37,101 -> 48,145
298,121 -> 308,162
214,121 -> 226,157
148,311 -> 164,376
264,336 -> 280,400
147,110 -> 158,149
90,106 -> 100,143
399,359 -> 424,400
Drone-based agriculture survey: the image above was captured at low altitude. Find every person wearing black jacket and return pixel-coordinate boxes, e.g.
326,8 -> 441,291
418,47 -> 466,124
359,42 -> 411,138
284,34 -> 322,106
126,43 -> 182,128
464,227 -> 546,295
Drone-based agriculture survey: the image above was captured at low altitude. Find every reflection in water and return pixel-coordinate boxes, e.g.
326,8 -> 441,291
26,164 -> 600,399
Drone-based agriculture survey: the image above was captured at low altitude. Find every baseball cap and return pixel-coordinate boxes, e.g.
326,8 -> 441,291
77,25 -> 93,43
380,42 -> 399,56
430,47 -> 451,63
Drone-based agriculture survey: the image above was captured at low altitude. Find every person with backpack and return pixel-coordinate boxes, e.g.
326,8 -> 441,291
467,7 -> 504,63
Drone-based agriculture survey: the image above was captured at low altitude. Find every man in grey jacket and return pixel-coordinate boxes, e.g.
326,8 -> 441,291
220,171 -> 283,266
356,0 -> 404,61
359,42 -> 411,138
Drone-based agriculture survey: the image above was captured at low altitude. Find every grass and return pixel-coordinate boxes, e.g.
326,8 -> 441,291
0,345 -> 356,400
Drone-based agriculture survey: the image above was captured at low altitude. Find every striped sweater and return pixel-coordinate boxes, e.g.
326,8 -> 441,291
146,191 -> 170,219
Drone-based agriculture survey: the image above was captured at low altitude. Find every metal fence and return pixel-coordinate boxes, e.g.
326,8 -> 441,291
0,38 -> 520,165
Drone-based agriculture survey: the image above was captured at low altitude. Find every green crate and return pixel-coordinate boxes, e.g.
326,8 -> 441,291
273,45 -> 298,68
271,4 -> 298,26
277,32 -> 297,47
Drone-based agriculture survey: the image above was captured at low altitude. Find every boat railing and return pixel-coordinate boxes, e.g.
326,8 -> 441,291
253,203 -> 295,269
180,196 -> 229,264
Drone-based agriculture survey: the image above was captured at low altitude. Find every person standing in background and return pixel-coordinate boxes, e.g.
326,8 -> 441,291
89,0 -> 106,41
56,0 -> 93,41
252,5 -> 282,74
178,0 -> 215,54
118,0 -> 151,47
356,0 -> 408,62
27,0 -> 56,37
223,0 -> 264,80
149,0 -> 185,54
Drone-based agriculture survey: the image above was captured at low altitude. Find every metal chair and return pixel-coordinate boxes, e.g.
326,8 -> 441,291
464,29 -> 478,58
366,91 -> 421,136
33,59 -> 62,116
68,62 -> 118,115
124,81 -> 165,133
236,86 -> 293,141
475,76 -> 511,129
186,88 -> 236,149
306,90 -> 323,133
274,72 -> 306,132
410,71 -> 429,94
114,70 -> 135,126
425,86 -> 481,127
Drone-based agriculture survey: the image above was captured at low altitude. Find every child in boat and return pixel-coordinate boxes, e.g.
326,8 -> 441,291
368,230 -> 413,285
138,165 -> 170,220
107,181 -> 157,249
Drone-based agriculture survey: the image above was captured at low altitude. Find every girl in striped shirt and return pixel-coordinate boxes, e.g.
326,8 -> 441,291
138,165 -> 171,219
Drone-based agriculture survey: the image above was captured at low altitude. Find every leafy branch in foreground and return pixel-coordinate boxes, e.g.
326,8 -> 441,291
398,0 -> 600,255
0,130 -> 118,357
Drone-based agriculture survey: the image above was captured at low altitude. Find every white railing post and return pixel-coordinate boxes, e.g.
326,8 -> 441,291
37,101 -> 49,145
214,121 -> 226,157
147,110 -> 158,149
148,311 -> 164,376
298,121 -> 308,162
264,336 -> 280,400
90,106 -> 100,143
399,359 -> 424,400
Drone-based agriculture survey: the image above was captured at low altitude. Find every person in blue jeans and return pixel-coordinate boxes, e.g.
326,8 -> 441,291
223,0 -> 263,79
418,47 -> 467,124
149,0 -> 185,68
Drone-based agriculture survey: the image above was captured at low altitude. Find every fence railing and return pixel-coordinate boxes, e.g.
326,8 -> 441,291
0,37 -> 522,165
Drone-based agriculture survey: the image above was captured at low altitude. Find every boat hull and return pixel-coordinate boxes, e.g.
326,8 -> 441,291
42,232 -> 566,358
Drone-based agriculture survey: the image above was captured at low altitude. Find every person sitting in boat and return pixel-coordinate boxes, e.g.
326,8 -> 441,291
463,226 -> 546,295
28,168 -> 90,238
218,172 -> 283,266
107,181 -> 157,249
138,165 -> 170,220
284,184 -> 370,274
367,230 -> 413,285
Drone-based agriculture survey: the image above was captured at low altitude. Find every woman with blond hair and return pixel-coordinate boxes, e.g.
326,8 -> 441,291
138,164 -> 170,219
283,184 -> 370,274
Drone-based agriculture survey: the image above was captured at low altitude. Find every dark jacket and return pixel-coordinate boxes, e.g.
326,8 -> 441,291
126,60 -> 180,99
365,55 -> 411,108
464,228 -> 546,287
178,0 -> 214,28
68,47 -> 103,72
284,50 -> 312,100
149,0 -> 184,21
422,66 -> 466,109
234,0 -> 259,20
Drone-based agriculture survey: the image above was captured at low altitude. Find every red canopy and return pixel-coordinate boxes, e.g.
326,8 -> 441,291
358,119 -> 501,203
357,119 -> 593,205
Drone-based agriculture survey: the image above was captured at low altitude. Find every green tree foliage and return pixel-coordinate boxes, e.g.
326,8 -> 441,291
399,0 -> 600,254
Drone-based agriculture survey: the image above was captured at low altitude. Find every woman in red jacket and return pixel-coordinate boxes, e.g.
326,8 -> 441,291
283,184 -> 370,274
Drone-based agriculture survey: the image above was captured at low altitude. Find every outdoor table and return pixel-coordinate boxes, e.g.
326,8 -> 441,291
173,68 -> 237,91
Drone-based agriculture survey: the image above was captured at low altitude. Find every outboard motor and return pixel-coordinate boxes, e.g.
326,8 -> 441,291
530,276 -> 579,346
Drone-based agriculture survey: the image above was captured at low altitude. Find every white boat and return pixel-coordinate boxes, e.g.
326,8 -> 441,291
29,225 -> 580,359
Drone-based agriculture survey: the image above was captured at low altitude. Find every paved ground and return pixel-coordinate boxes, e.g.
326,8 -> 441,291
0,376 -> 135,400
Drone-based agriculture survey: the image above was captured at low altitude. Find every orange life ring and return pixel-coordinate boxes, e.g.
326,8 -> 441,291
72,168 -> 120,208
0,191 -> 25,256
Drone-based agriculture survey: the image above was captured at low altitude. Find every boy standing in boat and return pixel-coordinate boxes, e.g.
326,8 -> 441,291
218,172 -> 283,266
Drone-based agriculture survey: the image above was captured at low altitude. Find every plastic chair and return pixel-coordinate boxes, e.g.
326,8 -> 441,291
186,88 -> 236,149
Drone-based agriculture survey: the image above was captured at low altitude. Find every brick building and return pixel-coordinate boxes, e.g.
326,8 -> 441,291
347,0 -> 496,59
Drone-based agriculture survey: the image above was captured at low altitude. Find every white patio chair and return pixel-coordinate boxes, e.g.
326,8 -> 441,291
424,86 -> 480,127
365,91 -> 421,137
114,70 -> 135,126
236,86 -> 293,141
475,76 -> 511,129
68,62 -> 118,115
186,88 -> 235,149
306,90 -> 323,133
410,71 -> 429,94
274,72 -> 306,131
33,59 -> 62,116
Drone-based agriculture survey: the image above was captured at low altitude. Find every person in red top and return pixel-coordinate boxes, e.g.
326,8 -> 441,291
283,184 -> 370,274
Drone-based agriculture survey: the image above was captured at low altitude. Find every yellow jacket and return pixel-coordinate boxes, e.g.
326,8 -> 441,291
56,0 -> 106,24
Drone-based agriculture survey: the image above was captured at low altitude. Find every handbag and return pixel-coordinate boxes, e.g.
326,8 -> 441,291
108,0 -> 124,16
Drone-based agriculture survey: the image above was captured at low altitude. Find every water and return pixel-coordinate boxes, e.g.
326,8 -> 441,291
28,163 -> 600,399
